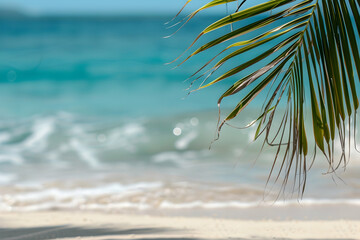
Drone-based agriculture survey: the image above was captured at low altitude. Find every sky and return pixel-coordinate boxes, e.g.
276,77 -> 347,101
0,0 -> 261,16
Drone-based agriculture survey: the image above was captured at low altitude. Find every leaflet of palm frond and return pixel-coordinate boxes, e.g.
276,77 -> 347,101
177,0 -> 360,195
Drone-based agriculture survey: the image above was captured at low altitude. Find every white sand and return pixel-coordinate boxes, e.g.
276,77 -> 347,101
0,211 -> 359,240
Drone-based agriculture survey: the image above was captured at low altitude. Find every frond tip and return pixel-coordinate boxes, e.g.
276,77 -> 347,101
175,0 -> 360,196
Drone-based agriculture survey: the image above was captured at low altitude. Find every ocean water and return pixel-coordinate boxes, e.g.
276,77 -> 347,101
0,15 -> 360,213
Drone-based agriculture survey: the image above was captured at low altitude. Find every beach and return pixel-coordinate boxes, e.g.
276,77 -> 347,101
1,12 -> 360,240
1,207 -> 360,240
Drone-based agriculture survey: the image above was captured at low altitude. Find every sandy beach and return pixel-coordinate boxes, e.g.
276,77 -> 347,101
0,209 -> 360,240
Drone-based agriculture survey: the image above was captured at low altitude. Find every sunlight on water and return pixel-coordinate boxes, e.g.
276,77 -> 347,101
173,127 -> 182,136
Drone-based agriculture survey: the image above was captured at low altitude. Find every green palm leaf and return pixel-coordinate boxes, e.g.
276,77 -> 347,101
175,0 -> 360,195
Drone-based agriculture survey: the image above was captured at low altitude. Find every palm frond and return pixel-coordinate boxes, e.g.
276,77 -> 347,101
175,0 -> 360,196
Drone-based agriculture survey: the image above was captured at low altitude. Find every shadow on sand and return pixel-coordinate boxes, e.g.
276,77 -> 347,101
0,225 -> 173,240
0,225 -> 356,240
106,238 -> 357,240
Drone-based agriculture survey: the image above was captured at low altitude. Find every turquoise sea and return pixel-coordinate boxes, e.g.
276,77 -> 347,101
0,15 -> 359,212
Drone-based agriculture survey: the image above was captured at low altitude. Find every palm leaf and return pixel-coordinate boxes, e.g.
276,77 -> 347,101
174,0 -> 360,195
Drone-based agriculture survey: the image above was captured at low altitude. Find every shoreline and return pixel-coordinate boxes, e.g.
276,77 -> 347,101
2,203 -> 360,221
0,210 -> 360,240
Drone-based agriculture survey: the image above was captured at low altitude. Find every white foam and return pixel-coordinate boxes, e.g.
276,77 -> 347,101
0,153 -> 24,165
1,182 -> 162,203
1,186 -> 360,212
160,199 -> 360,209
152,152 -> 186,165
70,138 -> 100,168
0,182 -> 162,212
152,150 -> 209,166
0,132 -> 11,144
107,122 -> 147,152
23,117 -> 55,152
275,198 -> 360,206
0,201 -> 152,212
0,115 -> 151,167
160,201 -> 259,209
0,173 -> 17,184
81,202 -> 151,211
175,131 -> 198,150
122,123 -> 145,136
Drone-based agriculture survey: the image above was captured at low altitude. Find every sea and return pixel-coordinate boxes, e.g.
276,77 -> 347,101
0,14 -> 359,213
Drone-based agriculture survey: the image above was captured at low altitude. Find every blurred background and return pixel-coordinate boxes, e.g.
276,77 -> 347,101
0,0 -> 359,213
